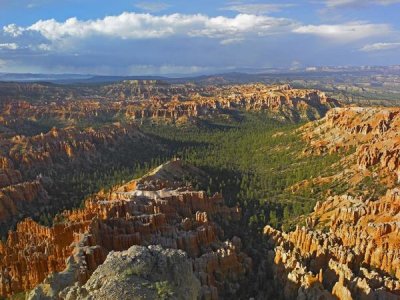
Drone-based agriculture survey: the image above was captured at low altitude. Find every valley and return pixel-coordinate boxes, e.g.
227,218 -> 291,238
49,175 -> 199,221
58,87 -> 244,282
0,81 -> 399,299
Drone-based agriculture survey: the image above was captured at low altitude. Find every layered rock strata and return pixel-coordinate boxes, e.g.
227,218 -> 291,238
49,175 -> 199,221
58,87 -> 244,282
0,122 -> 144,225
0,83 -> 340,228
0,84 -> 339,130
302,107 -> 400,185
0,161 -> 251,299
125,84 -> 339,122
263,188 -> 400,299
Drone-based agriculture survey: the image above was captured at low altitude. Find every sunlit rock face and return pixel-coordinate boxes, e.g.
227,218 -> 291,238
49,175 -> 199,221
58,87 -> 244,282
0,82 -> 339,232
261,107 -> 400,299
0,82 -> 343,299
125,84 -> 339,123
0,83 -> 339,128
264,188 -> 400,299
0,160 -> 251,299
0,122 -> 143,226
303,107 -> 400,185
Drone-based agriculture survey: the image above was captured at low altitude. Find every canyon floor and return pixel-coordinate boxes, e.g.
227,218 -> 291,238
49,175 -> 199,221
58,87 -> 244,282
0,82 -> 399,299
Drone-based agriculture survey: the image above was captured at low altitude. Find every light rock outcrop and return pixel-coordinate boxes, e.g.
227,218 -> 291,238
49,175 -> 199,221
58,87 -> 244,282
58,245 -> 201,300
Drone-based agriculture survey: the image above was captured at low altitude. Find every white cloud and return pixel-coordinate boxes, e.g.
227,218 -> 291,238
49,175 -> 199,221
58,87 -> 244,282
3,12 -> 297,43
223,3 -> 295,14
40,13 -> 205,40
0,43 -> 18,50
3,24 -> 24,37
36,43 -> 52,51
360,42 -> 400,52
191,14 -> 296,39
293,22 -> 391,41
324,0 -> 400,8
25,43 -> 52,51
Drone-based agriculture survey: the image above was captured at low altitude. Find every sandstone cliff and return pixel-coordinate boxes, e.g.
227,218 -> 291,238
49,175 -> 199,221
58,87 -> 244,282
125,84 -> 340,123
0,83 -> 340,230
263,188 -> 400,299
0,122 -> 144,226
0,160 -> 251,299
0,83 -> 339,131
302,107 -> 400,186
262,107 -> 400,299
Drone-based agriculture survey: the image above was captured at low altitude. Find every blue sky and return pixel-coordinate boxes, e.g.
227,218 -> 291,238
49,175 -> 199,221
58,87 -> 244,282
0,0 -> 399,75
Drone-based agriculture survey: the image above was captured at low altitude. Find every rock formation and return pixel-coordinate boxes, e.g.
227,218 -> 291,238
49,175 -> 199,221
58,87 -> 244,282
302,107 -> 400,185
263,188 -> 400,299
39,245 -> 202,300
0,83 -> 339,131
0,82 -> 340,231
0,81 -> 344,299
260,107 -> 400,299
124,84 -> 340,123
0,122 -> 144,226
0,160 -> 251,299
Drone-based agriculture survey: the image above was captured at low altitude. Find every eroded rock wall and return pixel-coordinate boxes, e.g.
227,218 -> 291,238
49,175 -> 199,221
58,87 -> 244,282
0,161 -> 251,299
263,188 -> 400,299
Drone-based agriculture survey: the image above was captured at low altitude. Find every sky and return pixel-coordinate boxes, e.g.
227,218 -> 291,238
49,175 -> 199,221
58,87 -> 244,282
0,0 -> 399,75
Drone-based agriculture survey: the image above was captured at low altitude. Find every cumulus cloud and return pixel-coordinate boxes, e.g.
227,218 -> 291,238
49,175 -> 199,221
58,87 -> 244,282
360,42 -> 400,52
3,12 -> 297,43
3,24 -> 24,37
26,13 -> 206,40
0,43 -> 19,50
190,14 -> 295,39
324,0 -> 400,8
293,22 -> 391,41
223,3 -> 295,14
1,8 -> 398,74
